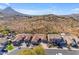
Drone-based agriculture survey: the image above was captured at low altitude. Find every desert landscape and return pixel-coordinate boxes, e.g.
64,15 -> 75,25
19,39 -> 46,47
0,3 -> 79,55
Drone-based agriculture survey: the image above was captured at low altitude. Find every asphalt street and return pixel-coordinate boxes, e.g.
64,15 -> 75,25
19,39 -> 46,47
7,48 -> 79,55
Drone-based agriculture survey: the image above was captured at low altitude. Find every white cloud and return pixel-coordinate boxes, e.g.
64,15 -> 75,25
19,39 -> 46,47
72,8 -> 79,11
0,3 -> 10,9
5,3 -> 10,6
14,8 -> 56,15
71,8 -> 79,14
0,5 -> 6,9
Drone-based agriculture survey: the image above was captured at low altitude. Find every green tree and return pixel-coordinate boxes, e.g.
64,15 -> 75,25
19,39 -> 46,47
33,45 -> 45,55
6,44 -> 14,51
17,49 -> 36,55
17,45 -> 45,55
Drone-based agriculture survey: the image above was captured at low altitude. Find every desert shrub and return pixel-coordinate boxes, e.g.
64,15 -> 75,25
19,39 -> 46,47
1,30 -> 9,35
52,31 -> 59,34
33,45 -> 45,55
0,27 -> 10,35
17,49 -> 36,55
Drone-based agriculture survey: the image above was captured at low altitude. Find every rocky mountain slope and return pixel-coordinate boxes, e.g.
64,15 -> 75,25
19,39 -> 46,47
0,7 -> 79,36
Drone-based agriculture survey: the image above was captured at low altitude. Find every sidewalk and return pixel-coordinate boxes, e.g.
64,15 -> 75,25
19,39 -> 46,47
45,47 -> 79,50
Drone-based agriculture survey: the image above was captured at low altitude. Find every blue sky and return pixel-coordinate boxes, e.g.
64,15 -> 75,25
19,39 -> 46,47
0,3 -> 79,15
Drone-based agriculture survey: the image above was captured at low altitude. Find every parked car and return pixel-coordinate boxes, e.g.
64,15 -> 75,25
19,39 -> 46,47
13,41 -> 22,46
71,39 -> 78,48
0,47 -> 8,55
50,37 -> 67,48
24,40 -> 31,47
41,39 -> 48,43
31,40 -> 40,46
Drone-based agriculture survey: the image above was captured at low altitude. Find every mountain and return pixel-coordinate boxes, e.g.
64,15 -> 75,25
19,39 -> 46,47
61,14 -> 79,21
0,13 -> 78,35
68,14 -> 79,20
0,7 -> 28,17
0,7 -> 79,36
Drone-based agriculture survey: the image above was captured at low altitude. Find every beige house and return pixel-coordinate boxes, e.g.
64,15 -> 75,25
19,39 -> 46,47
14,33 -> 79,46
32,34 -> 46,42
14,33 -> 33,41
48,34 -> 61,41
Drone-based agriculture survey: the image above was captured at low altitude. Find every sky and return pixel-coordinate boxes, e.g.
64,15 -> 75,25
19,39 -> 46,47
0,3 -> 79,15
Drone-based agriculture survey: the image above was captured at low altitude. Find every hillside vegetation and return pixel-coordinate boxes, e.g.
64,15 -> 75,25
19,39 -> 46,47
0,14 -> 79,36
